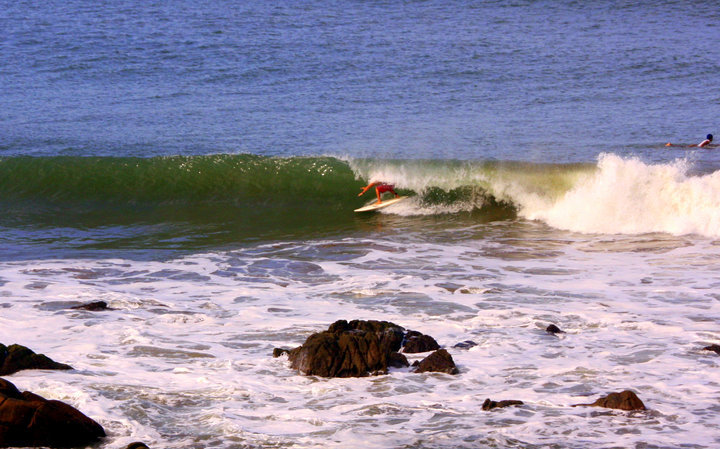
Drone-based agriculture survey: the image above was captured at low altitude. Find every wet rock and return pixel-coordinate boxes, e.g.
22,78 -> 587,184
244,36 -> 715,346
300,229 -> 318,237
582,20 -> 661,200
288,328 -> 389,377
125,443 -> 150,449
273,348 -> 291,358
0,344 -> 73,376
546,324 -> 565,334
389,352 -> 409,368
71,301 -> 111,311
286,321 -> 451,377
413,349 -> 459,375
0,377 -> 106,448
703,344 -> 720,355
482,398 -> 524,410
328,320 -> 405,352
453,340 -> 478,350
572,390 -> 646,411
403,331 -> 440,353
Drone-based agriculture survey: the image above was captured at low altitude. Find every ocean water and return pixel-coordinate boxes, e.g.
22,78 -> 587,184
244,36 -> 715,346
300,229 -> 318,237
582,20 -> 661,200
1,1 -> 720,448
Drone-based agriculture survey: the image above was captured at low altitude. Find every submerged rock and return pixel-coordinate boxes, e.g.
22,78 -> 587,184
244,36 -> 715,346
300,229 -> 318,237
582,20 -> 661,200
413,349 -> 459,375
272,348 -> 291,358
0,377 -> 105,448
71,301 -> 111,311
545,324 -> 565,334
703,344 -> 720,355
452,340 -> 478,350
125,443 -> 150,449
572,390 -> 646,411
0,344 -> 73,376
482,398 -> 524,410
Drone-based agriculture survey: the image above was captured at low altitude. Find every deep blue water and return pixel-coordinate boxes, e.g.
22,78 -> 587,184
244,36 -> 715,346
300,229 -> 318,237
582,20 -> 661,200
3,0 -> 719,162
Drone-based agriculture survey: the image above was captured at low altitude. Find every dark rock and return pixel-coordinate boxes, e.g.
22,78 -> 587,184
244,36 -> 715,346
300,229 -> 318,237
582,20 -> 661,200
453,340 -> 478,350
285,321 -> 450,377
0,379 -> 21,398
703,344 -> 720,355
125,443 -> 150,449
413,349 -> 459,375
404,330 -> 422,339
389,352 -> 409,368
403,333 -> 440,353
572,390 -> 646,411
0,377 -> 105,448
482,398 -> 524,410
273,348 -> 290,358
288,329 -> 389,377
328,320 -> 405,352
71,301 -> 110,311
546,324 -> 565,334
0,344 -> 73,376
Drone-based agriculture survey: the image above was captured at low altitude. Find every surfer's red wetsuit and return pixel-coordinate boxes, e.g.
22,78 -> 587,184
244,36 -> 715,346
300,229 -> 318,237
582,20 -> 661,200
358,181 -> 399,204
376,183 -> 395,193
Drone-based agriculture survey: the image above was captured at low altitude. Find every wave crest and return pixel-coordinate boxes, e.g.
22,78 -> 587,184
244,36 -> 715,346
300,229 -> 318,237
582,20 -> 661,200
522,153 -> 720,237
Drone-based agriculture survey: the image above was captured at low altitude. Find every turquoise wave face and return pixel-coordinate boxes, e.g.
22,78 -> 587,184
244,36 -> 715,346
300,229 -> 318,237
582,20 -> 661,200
0,154 -> 597,253
0,154 -> 359,203
0,154 -> 592,215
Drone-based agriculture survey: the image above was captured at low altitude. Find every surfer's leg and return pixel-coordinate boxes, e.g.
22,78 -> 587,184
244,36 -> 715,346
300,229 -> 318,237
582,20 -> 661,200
375,187 -> 382,204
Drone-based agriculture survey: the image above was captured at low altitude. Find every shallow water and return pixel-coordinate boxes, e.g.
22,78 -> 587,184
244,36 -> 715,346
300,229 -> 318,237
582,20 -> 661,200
2,222 -> 720,448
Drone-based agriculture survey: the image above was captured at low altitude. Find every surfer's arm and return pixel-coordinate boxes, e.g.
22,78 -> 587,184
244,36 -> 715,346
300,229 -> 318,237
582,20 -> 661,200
358,182 -> 379,196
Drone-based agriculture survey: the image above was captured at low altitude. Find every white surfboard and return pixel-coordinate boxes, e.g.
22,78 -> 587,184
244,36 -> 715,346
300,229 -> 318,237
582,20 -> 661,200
354,196 -> 407,212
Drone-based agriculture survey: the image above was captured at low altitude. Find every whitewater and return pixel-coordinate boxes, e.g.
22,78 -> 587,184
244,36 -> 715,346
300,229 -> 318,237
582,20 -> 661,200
352,153 -> 720,239
2,219 -> 719,448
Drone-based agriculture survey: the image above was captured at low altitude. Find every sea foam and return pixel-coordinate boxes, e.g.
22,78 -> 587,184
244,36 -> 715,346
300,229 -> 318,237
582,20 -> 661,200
521,154 -> 720,237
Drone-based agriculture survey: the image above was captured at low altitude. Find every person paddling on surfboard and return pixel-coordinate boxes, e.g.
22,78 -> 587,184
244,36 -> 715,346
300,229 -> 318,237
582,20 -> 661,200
698,134 -> 713,147
358,181 -> 399,204
665,134 -> 713,148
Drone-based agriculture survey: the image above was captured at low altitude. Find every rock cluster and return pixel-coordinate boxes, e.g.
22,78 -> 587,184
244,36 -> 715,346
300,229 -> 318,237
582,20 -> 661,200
0,377 -> 105,448
277,321 -> 652,417
279,320 -> 458,377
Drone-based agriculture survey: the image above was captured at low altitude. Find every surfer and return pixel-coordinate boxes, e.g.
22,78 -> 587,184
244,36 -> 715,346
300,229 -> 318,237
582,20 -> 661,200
665,134 -> 714,148
358,181 -> 399,204
698,134 -> 713,147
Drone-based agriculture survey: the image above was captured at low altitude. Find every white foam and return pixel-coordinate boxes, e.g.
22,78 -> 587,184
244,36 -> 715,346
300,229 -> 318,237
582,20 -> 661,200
521,154 -> 720,237
2,232 -> 720,447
